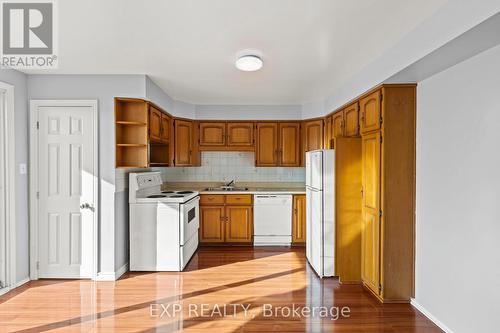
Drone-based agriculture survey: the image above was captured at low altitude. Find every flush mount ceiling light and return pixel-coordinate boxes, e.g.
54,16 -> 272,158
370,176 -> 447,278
235,55 -> 263,72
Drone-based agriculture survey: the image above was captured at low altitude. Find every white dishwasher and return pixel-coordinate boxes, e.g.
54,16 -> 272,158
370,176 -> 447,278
253,195 -> 293,245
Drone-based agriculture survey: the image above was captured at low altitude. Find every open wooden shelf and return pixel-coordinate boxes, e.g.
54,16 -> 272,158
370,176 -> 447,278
115,98 -> 149,168
116,145 -> 148,168
150,143 -> 170,166
115,98 -> 148,123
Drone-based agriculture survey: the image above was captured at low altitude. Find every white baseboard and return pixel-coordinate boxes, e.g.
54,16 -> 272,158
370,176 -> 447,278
95,263 -> 128,281
0,277 -> 30,296
411,298 -> 454,333
115,263 -> 129,280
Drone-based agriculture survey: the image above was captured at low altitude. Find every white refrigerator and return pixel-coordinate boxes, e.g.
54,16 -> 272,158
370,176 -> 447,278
306,149 -> 335,278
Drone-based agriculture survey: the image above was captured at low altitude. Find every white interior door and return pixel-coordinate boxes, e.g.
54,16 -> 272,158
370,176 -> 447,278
0,91 -> 5,288
36,104 -> 96,278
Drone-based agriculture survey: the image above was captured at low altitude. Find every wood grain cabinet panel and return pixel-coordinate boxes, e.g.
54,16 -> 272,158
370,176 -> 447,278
256,123 -> 279,166
225,195 -> 252,205
199,122 -> 226,146
361,132 -> 381,295
200,195 -> 225,205
200,206 -> 225,243
227,122 -> 254,147
149,106 -> 162,142
303,119 -> 323,152
160,113 -> 170,143
360,90 -> 381,134
335,138 -> 362,284
292,195 -> 306,244
323,116 -> 333,149
279,122 -> 301,166
174,119 -> 194,166
344,102 -> 359,137
200,195 -> 253,244
225,206 -> 253,243
332,112 -> 344,139
358,85 -> 416,303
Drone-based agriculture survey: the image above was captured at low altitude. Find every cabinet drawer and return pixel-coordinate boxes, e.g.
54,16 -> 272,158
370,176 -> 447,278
200,195 -> 225,205
225,195 -> 252,205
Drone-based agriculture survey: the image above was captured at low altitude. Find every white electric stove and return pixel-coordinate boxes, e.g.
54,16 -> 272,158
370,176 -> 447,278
129,172 -> 199,271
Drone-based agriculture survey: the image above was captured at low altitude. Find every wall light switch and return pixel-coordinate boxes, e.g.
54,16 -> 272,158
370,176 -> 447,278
19,163 -> 27,175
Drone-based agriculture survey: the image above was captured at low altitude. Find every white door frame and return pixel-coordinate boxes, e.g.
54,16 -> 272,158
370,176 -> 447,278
0,81 -> 16,295
29,100 -> 99,280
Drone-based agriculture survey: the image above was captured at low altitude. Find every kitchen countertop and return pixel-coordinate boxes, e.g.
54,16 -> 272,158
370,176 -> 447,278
162,182 -> 306,195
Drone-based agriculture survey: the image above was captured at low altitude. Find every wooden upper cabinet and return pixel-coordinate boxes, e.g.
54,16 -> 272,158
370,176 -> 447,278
344,102 -> 359,137
332,112 -> 344,139
160,113 -> 170,143
227,122 -> 254,147
149,106 -> 162,142
225,206 -> 253,243
323,116 -> 332,149
360,90 -> 382,134
256,123 -> 279,166
199,122 -> 226,146
279,122 -> 301,167
292,195 -> 306,244
200,206 -> 225,243
174,119 -> 194,166
303,119 -> 324,152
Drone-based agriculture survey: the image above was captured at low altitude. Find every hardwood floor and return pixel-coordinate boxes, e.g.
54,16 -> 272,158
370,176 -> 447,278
0,247 -> 442,332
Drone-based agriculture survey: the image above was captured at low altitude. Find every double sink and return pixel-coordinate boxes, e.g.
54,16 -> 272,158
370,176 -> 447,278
204,186 -> 249,192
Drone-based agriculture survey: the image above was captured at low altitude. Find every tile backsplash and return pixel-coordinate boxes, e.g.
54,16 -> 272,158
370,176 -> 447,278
157,152 -> 305,183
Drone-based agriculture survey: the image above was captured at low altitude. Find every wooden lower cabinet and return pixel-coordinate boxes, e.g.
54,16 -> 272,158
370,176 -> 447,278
292,195 -> 306,244
199,195 -> 253,244
225,206 -> 253,243
200,206 -> 225,243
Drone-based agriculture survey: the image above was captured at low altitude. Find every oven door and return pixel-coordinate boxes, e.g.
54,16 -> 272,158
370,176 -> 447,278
179,196 -> 200,245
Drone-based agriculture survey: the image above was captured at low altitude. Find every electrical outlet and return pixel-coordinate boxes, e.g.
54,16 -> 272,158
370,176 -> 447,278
19,163 -> 27,175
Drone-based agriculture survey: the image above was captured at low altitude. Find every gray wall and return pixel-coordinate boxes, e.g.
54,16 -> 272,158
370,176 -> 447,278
415,44 -> 500,332
0,69 -> 29,283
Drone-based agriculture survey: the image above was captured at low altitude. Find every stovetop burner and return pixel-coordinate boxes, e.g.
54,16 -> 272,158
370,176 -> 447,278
170,195 -> 185,198
161,191 -> 175,194
147,194 -> 167,198
177,191 -> 194,194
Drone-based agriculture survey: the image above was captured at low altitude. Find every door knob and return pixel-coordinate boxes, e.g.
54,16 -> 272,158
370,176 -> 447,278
80,203 -> 95,212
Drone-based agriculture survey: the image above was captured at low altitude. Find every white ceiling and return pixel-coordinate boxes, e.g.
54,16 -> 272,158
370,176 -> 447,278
28,0 -> 448,104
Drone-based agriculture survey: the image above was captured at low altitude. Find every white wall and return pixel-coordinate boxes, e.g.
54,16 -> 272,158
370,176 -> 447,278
0,69 -> 29,283
196,104 -> 301,120
415,44 -> 500,333
316,0 -> 500,117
